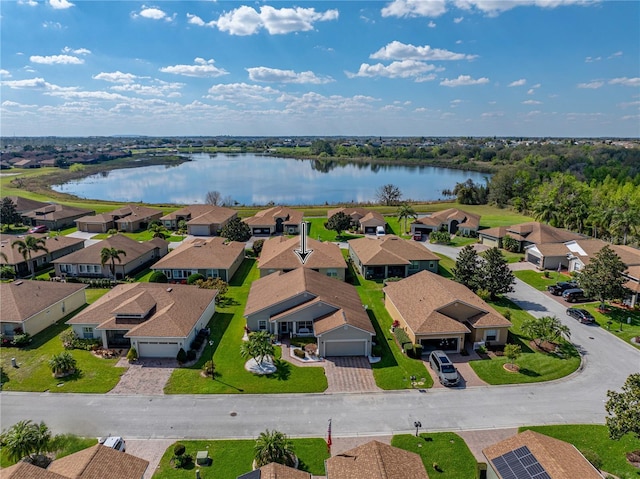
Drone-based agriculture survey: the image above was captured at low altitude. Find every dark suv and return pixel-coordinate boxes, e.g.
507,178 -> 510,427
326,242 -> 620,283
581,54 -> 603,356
547,281 -> 578,296
562,288 -> 588,303
566,308 -> 595,324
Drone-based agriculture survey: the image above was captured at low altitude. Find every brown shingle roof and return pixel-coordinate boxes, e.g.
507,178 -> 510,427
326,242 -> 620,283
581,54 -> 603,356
0,280 -> 87,322
566,239 -> 640,267
0,234 -> 85,266
414,208 -> 480,230
51,234 -> 167,266
325,440 -> 429,479
326,207 -> 385,225
383,271 -> 511,334
481,222 -> 583,245
239,462 -> 311,479
243,206 -> 303,226
483,430 -> 602,479
160,204 -> 220,221
22,204 -> 94,222
67,282 -> 216,338
2,462 -> 68,479
258,236 -> 346,271
349,235 -> 439,266
151,237 -> 245,270
245,268 -> 374,335
186,206 -> 237,226
3,196 -> 49,214
47,444 -> 149,479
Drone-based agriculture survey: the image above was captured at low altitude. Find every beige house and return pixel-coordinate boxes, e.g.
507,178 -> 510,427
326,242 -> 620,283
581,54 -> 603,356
237,463 -> 311,479
245,268 -> 374,356
75,205 -> 163,233
0,280 -> 87,337
483,430 -> 603,479
0,233 -> 85,277
383,270 -> 512,353
160,204 -> 237,236
3,444 -> 149,479
349,235 -> 439,280
327,207 -> 386,234
325,440 -> 429,479
67,282 -> 217,357
243,206 -> 304,236
258,236 -> 347,280
478,222 -> 583,253
411,208 -> 480,236
151,236 -> 245,282
22,204 -> 95,231
52,234 -> 168,280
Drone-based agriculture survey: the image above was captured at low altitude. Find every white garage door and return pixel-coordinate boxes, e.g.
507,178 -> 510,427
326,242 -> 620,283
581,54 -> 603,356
137,341 -> 179,358
189,225 -> 211,236
324,341 -> 365,357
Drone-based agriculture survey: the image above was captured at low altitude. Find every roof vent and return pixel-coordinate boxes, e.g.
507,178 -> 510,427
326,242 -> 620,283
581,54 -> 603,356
166,287 -> 173,292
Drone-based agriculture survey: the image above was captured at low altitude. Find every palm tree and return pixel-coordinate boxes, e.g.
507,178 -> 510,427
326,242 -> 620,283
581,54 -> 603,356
0,420 -> 51,463
11,235 -> 48,278
254,429 -> 296,467
148,222 -> 168,239
240,331 -> 275,370
48,351 -> 77,377
100,247 -> 127,279
396,203 -> 417,234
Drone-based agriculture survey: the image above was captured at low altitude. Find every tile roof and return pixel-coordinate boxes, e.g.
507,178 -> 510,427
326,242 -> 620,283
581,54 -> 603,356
3,196 -> 49,213
480,222 -> 583,245
187,207 -> 237,226
325,440 -> 429,479
383,271 -> 511,334
245,268 -> 374,335
67,282 -> 217,338
258,236 -> 346,271
238,462 -> 312,479
0,234 -> 85,265
243,206 -> 304,226
483,430 -> 603,479
348,235 -> 439,266
47,444 -> 149,479
414,208 -> 480,229
51,234 -> 167,266
565,239 -> 640,267
151,236 -> 245,270
22,204 -> 94,222
0,280 -> 87,322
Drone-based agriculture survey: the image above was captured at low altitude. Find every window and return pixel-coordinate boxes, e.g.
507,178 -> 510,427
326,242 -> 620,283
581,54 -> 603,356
409,261 -> 419,271
82,327 -> 94,339
258,320 -> 267,331
326,269 -> 338,278
485,329 -> 497,341
163,270 -> 172,279
297,321 -> 313,333
61,301 -> 65,313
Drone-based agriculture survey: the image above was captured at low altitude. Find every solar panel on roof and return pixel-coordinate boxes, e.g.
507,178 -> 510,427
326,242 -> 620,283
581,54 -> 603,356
492,445 -> 551,479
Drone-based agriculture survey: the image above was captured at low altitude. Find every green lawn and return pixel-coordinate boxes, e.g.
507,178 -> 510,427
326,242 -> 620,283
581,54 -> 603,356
436,253 -> 456,278
469,298 -> 581,385
164,259 -> 328,394
0,304 -> 125,393
392,433 -> 478,479
305,217 -> 363,242
519,425 -> 640,478
152,438 -> 329,479
513,270 -> 568,291
91,231 -> 185,242
579,303 -> 640,350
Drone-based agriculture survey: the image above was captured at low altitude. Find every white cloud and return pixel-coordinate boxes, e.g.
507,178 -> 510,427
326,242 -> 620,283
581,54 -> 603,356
618,100 -> 640,108
18,0 -> 38,6
440,74 -> 489,87
132,6 -> 174,22
381,0 -> 447,18
0,69 -> 12,78
30,54 -> 83,64
454,16 -> 464,23
206,83 -> 280,103
2,77 -> 50,89
46,90 -> 129,101
453,0 -> 590,16
585,56 -> 601,63
160,58 -> 228,78
481,111 -> 504,118
608,51 -> 623,59
508,79 -> 526,87
213,5 -> 338,36
522,99 -> 542,104
62,47 -> 91,55
2,101 -> 38,108
93,71 -> 138,84
49,0 -> 74,9
110,82 -> 183,97
186,13 -> 215,27
609,77 -> 640,87
428,21 -> 437,27
247,67 -> 333,84
577,81 -> 604,89
370,41 -> 477,61
42,21 -> 63,29
347,60 -> 437,80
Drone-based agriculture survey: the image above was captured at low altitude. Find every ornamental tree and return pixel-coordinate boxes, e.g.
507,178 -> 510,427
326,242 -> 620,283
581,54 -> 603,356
605,373 -> 640,440
576,245 -> 628,309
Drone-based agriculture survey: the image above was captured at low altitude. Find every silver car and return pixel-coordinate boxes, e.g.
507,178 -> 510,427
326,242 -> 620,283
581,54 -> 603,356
429,350 -> 460,386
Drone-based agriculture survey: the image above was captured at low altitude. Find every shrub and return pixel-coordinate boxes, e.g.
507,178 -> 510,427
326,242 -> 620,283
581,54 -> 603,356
476,288 -> 491,301
174,453 -> 192,468
372,344 -> 383,357
429,231 -> 451,244
127,347 -> 138,362
413,344 -> 423,357
293,348 -> 306,359
393,327 -> 411,349
12,333 -> 31,347
502,234 -> 520,253
149,271 -> 168,283
186,349 -> 197,361
173,443 -> 186,456
187,273 -> 205,285
106,228 -> 118,236
503,309 -> 512,321
0,266 -> 16,279
543,270 -> 550,278
403,343 -> 415,358
60,330 -> 77,349
253,239 -> 264,256
580,449 -> 602,470
176,348 -> 187,364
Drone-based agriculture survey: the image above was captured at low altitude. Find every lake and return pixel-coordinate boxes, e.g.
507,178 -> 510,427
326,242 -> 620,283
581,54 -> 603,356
52,153 -> 490,205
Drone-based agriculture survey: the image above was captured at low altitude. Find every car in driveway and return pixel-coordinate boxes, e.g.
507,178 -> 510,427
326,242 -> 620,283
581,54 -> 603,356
429,350 -> 460,387
99,435 -> 126,452
566,307 -> 595,324
548,281 -> 578,295
27,225 -> 48,234
562,288 -> 588,303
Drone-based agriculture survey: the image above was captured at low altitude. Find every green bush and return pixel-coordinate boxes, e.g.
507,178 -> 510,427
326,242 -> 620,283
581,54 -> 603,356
476,288 -> 491,301
253,239 -> 264,256
394,327 -> 411,348
293,348 -> 306,359
173,443 -> 186,456
176,348 -> 187,364
429,231 -> 451,244
127,347 -> 138,362
187,349 -> 197,361
12,333 -> 31,347
403,343 -> 415,358
174,453 -> 192,468
372,344 -> 383,357
187,273 -> 205,285
413,344 -> 423,357
149,271 -> 168,283
0,266 -> 16,279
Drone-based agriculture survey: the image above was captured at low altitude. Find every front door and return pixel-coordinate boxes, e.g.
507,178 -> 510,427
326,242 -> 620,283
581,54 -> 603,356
279,322 -> 289,335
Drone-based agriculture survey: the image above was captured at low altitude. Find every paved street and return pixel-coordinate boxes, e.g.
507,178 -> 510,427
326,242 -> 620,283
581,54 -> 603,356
1,241 -> 638,442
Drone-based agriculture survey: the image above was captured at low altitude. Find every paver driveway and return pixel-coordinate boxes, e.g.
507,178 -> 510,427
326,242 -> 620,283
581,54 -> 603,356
108,358 -> 176,395
324,356 -> 380,393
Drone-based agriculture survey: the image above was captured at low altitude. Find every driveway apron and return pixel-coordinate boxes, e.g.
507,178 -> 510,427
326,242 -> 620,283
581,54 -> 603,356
324,357 -> 381,393
109,358 -> 176,395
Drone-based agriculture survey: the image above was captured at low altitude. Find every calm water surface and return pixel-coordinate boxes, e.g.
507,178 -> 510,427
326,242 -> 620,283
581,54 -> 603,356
52,153 -> 490,205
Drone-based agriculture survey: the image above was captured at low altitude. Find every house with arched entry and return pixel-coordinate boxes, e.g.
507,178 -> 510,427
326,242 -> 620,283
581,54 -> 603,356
243,206 -> 304,236
410,208 -> 480,237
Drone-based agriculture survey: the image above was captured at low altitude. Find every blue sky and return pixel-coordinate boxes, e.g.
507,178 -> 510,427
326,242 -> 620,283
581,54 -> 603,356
1,0 -> 638,137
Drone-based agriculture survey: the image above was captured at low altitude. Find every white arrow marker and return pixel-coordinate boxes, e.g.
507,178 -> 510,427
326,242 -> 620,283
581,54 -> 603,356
294,222 -> 313,265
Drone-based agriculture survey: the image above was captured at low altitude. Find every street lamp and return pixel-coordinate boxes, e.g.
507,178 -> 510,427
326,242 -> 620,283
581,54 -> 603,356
414,421 -> 422,437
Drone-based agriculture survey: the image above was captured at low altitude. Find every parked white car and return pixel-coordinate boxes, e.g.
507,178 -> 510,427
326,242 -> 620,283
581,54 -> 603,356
99,435 -> 126,452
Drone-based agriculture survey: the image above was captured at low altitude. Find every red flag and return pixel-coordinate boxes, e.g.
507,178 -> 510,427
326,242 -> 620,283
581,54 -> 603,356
327,419 -> 332,454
